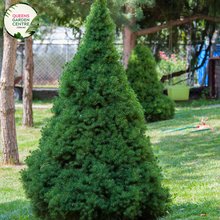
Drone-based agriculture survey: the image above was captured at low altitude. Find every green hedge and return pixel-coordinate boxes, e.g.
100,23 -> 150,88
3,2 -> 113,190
126,45 -> 175,122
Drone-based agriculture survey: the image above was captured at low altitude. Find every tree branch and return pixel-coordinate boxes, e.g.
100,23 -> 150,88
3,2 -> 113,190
135,13 -> 220,36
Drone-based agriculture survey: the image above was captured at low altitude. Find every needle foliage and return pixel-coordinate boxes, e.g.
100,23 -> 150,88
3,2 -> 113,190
20,1 -> 170,219
126,45 -> 175,122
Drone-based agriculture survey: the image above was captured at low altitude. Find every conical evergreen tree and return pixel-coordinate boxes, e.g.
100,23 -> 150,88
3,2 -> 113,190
126,45 -> 175,122
20,1 -> 170,219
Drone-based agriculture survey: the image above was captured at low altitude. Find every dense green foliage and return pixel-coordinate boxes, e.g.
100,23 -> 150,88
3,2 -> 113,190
20,1 -> 170,219
126,45 -> 175,122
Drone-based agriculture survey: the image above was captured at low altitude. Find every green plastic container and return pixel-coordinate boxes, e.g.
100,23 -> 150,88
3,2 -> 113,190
167,85 -> 190,101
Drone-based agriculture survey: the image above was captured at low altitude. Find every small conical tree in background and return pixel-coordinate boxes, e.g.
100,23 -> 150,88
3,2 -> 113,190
126,45 -> 175,122
20,1 -> 170,219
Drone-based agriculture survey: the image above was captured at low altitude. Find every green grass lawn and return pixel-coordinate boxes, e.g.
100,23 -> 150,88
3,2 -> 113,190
175,98 -> 220,108
150,107 -> 220,220
0,108 -> 53,220
1,106 -> 220,219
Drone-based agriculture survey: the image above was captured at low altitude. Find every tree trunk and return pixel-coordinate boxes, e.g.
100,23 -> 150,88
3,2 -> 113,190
122,26 -> 136,69
122,6 -> 136,69
23,36 -> 34,127
0,0 -> 19,165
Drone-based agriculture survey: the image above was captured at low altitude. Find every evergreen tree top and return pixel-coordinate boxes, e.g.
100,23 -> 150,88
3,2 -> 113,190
55,0 -> 145,130
84,0 -> 115,42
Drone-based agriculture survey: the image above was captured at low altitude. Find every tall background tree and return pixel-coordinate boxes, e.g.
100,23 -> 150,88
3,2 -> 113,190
22,36 -> 34,127
21,0 -> 61,127
0,0 -> 19,165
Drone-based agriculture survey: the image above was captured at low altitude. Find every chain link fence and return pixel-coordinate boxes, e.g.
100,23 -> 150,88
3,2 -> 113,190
15,41 -> 79,86
0,37 -> 208,99
0,36 -> 202,89
0,37 -> 124,87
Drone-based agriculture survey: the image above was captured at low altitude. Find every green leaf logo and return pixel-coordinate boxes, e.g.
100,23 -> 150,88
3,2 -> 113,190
25,15 -> 39,34
14,32 -> 25,39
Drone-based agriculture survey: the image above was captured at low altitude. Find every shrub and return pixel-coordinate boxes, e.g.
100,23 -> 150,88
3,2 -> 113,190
20,1 -> 170,219
126,45 -> 175,122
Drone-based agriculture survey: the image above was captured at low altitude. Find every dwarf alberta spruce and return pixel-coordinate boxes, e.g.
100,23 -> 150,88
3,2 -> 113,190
126,45 -> 175,122
20,0 -> 170,219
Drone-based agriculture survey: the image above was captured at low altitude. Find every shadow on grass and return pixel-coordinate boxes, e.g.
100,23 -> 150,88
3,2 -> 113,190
14,116 -> 50,130
33,121 -> 48,129
175,107 -> 220,120
0,199 -> 39,220
162,199 -> 220,219
1,199 -> 220,220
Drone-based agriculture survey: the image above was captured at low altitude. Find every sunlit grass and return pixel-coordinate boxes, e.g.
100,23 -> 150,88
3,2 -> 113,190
148,107 -> 220,219
0,108 -> 52,220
